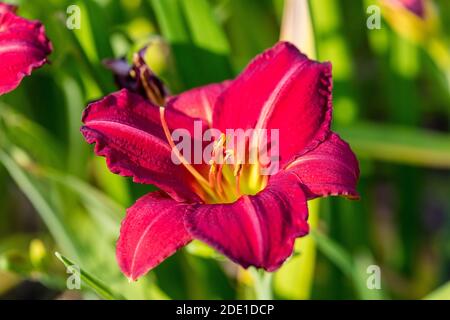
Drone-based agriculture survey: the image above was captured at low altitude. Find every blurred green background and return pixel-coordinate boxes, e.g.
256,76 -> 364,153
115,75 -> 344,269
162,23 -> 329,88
0,0 -> 449,300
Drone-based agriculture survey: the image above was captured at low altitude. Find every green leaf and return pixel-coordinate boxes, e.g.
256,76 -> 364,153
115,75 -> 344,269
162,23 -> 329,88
312,230 -> 383,300
185,240 -> 224,260
0,148 -> 80,261
93,157 -> 132,208
34,166 -> 124,234
149,0 -> 191,43
55,252 -> 125,300
149,0 -> 196,88
353,253 -> 387,300
58,75 -> 89,177
62,1 -> 114,96
181,0 -> 230,55
424,282 -> 450,300
148,0 -> 232,88
336,122 -> 450,168
221,0 -> 279,71
312,230 -> 354,278
0,105 -> 64,168
180,0 -> 232,77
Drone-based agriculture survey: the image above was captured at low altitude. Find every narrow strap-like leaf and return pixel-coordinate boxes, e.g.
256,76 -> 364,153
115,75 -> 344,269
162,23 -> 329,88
55,252 -> 125,300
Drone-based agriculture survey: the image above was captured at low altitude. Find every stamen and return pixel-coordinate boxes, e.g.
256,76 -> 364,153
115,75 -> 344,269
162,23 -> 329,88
216,133 -> 226,147
211,133 -> 226,164
224,149 -> 234,164
236,171 -> 242,196
216,164 -> 224,195
208,162 -> 216,188
159,107 -> 215,197
217,149 -> 234,192
248,162 -> 261,190
233,162 -> 242,177
232,161 -> 243,196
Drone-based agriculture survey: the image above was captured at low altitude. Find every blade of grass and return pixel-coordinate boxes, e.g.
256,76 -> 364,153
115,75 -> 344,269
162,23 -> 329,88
180,0 -> 233,78
423,281 -> 450,300
312,230 -> 354,277
148,0 -> 198,88
0,149 -> 79,261
53,4 -> 112,97
0,105 -> 64,168
55,252 -> 125,300
32,166 -> 124,234
223,0 -> 279,71
336,122 -> 450,168
312,230 -> 378,300
59,75 -> 88,177
149,0 -> 232,87
149,0 -> 191,43
181,0 -> 230,56
93,157 -> 132,207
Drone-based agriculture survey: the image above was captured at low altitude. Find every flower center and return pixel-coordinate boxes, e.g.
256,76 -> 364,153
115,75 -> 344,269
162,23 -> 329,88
205,133 -> 268,204
159,108 -> 268,204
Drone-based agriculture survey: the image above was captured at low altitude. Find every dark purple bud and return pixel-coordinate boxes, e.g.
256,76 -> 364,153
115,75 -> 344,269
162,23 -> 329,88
103,45 -> 168,106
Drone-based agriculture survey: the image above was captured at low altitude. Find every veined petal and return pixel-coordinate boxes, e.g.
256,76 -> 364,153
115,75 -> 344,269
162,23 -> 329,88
0,3 -> 17,14
116,192 -> 192,281
286,132 -> 360,200
213,42 -> 332,166
185,172 -> 309,271
166,81 -> 231,127
0,7 -> 52,95
81,89 -> 205,202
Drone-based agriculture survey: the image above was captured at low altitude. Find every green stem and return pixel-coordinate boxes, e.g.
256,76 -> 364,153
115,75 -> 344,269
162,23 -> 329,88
250,268 -> 273,300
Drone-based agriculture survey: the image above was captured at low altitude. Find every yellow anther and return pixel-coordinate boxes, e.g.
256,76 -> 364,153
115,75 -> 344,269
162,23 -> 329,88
214,134 -> 225,152
217,133 -> 226,146
216,164 -> 225,195
208,163 -> 217,187
233,163 -> 243,177
236,172 -> 242,196
223,149 -> 234,164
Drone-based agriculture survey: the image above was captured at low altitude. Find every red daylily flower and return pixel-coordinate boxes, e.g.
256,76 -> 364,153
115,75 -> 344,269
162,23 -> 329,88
81,42 -> 359,281
0,2 -> 52,95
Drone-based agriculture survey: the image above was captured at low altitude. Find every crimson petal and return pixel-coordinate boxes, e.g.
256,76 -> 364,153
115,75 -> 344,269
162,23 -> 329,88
213,42 -> 332,166
116,192 -> 192,280
166,81 -> 231,127
81,89 -> 205,202
286,132 -> 360,200
0,6 -> 52,95
185,172 -> 309,271
0,3 -> 16,14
